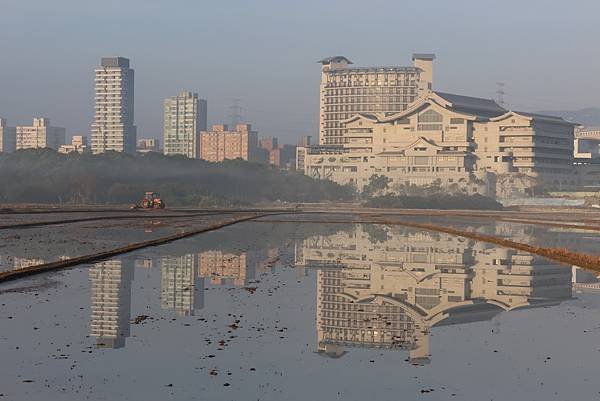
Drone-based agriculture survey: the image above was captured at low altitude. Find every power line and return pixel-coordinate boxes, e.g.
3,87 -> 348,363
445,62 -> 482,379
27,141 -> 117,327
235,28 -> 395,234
496,82 -> 506,107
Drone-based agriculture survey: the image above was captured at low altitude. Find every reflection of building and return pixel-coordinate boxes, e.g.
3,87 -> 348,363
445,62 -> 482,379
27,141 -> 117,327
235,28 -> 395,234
200,124 -> 258,162
198,251 -> 256,287
89,259 -> 134,348
161,254 -> 204,316
12,256 -> 46,270
297,225 -> 572,363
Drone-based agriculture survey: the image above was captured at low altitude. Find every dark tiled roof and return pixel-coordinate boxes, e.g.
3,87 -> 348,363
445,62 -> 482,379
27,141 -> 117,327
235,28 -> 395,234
318,56 -> 353,65
435,92 -> 507,118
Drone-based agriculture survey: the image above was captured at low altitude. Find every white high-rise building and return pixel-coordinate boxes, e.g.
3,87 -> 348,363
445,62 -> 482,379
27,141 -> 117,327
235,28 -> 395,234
0,118 -> 16,153
318,54 -> 435,145
91,57 -> 136,154
163,91 -> 207,158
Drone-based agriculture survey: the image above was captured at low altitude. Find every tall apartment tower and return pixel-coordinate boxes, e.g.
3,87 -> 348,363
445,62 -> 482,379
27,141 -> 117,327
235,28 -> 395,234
91,57 -> 136,154
163,91 -> 207,158
16,118 -> 66,150
0,118 -> 16,153
318,54 -> 435,145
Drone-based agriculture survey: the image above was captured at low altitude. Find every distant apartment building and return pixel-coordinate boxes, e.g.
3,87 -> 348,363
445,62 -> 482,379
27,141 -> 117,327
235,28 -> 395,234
91,57 -> 137,154
163,91 -> 207,158
574,127 -> 600,160
318,54 -> 434,145
200,123 -> 258,162
300,90 -> 576,196
137,138 -> 160,153
16,118 -> 65,150
0,118 -> 16,153
298,135 -> 312,147
58,135 -> 88,154
259,137 -> 296,168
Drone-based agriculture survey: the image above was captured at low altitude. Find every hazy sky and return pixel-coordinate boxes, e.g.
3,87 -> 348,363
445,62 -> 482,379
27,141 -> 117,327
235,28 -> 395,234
1,0 -> 599,143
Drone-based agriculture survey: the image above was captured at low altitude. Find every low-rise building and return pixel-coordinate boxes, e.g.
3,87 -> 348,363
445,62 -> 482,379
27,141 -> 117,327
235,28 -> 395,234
574,127 -> 600,160
137,138 -> 160,153
16,118 -> 66,151
200,123 -> 258,162
259,136 -> 296,168
58,135 -> 88,154
299,91 -> 576,196
0,118 -> 16,153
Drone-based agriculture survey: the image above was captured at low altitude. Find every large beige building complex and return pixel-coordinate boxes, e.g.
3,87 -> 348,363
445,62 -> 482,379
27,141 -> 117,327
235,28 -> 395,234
163,91 -> 207,158
300,90 -> 576,196
318,54 -> 434,145
91,57 -> 137,154
16,118 -> 65,150
200,123 -> 258,162
0,118 -> 16,153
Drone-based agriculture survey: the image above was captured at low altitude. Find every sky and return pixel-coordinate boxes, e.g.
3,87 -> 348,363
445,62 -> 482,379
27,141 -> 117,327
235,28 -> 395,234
1,0 -> 599,143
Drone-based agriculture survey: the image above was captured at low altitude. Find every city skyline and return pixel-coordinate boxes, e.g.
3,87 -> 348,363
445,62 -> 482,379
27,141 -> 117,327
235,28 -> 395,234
2,0 -> 600,143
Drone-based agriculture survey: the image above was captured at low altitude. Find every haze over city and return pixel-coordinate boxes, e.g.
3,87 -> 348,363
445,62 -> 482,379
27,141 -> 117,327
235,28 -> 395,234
2,0 -> 600,142
4,2 -> 600,401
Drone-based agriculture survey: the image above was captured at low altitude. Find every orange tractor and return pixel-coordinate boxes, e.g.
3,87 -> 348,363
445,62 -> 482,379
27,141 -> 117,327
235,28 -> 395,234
132,192 -> 166,209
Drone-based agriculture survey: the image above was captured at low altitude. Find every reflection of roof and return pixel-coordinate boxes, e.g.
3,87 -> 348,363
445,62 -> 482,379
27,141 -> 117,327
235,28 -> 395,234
435,92 -> 506,118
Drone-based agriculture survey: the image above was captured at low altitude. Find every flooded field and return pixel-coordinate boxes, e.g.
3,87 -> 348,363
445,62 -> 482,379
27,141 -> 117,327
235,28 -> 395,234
2,216 -> 600,400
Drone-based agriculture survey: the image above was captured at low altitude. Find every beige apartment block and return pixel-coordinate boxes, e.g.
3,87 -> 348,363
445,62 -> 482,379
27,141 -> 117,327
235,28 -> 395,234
16,118 -> 66,150
295,224 -> 571,361
58,135 -> 88,154
91,57 -> 137,154
200,123 -> 258,162
163,91 -> 207,158
0,118 -> 16,153
318,54 -> 434,145
301,91 -> 576,196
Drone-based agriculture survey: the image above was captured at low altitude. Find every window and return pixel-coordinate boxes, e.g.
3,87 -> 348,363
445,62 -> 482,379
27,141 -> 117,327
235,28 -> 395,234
417,109 -> 442,131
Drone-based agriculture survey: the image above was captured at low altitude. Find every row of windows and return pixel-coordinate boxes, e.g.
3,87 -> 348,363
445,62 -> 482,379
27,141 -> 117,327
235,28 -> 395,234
325,87 -> 416,96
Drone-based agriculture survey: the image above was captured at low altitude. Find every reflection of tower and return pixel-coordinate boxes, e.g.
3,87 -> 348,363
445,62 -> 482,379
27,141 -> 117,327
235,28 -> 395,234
199,251 -> 255,287
89,258 -> 134,349
161,254 -> 203,316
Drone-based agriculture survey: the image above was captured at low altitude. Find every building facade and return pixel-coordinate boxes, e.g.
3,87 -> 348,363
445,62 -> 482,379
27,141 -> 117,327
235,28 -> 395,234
0,118 -> 16,153
200,123 -> 258,162
163,91 -> 207,158
301,91 -> 576,196
259,137 -> 296,168
16,118 -> 65,150
318,54 -> 434,145
58,135 -> 88,154
574,127 -> 600,160
137,138 -> 160,153
91,57 -> 137,154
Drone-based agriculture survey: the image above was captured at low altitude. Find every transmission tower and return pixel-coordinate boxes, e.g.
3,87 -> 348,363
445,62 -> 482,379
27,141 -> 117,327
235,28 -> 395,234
496,82 -> 506,107
228,98 -> 243,128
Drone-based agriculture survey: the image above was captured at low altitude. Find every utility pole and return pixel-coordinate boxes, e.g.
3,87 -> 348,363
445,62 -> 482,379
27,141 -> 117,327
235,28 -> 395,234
496,82 -> 506,108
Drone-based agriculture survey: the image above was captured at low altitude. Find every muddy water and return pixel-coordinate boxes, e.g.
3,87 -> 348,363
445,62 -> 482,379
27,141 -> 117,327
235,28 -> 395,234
1,221 -> 599,401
